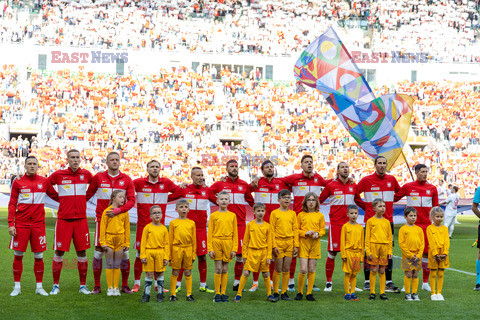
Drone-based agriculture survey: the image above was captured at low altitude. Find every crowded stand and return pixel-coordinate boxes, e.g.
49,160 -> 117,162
1,61 -> 479,198
0,0 -> 479,61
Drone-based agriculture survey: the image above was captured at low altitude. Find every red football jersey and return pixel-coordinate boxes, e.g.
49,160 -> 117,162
249,177 -> 290,222
133,177 -> 180,226
86,171 -> 135,221
48,167 -> 93,219
356,172 -> 401,223
210,176 -> 255,225
281,173 -> 329,214
395,180 -> 439,227
319,178 -> 365,225
8,174 -> 59,227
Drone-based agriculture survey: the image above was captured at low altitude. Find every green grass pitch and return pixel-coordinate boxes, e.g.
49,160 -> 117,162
0,209 -> 479,319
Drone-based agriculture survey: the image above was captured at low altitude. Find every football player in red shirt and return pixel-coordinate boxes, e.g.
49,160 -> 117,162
131,159 -> 180,292
356,156 -> 401,293
86,152 -> 136,294
48,149 -> 93,295
210,159 -> 255,291
395,164 -> 439,291
8,156 -> 59,296
319,162 -> 364,292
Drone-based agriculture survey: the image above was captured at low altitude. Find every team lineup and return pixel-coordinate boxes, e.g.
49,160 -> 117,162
8,150 -> 458,303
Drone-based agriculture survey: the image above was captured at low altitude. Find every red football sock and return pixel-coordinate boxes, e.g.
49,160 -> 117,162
253,271 -> 260,282
198,260 -> 207,283
422,260 -> 430,283
325,256 -> 335,283
34,258 -> 44,283
234,261 -> 244,281
121,259 -> 130,287
13,255 -> 23,282
290,257 -> 297,279
177,268 -> 184,283
134,257 -> 143,281
77,258 -> 88,286
93,257 -> 102,287
52,259 -> 63,285
269,261 -> 275,279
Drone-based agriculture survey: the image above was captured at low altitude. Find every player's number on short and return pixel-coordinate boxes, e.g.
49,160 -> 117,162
86,233 -> 89,241
39,236 -> 47,245
202,240 -> 206,248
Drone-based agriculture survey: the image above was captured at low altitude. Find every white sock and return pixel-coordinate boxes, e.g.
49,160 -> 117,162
270,280 -> 273,286
14,282 -> 21,289
253,281 -> 258,285
200,282 -> 206,288
326,281 -> 332,285
158,275 -> 164,281
176,281 -> 182,287
289,278 -> 295,285
386,281 -> 392,285
233,279 -> 240,286
134,280 -> 141,286
36,283 -> 43,289
365,280 -> 370,283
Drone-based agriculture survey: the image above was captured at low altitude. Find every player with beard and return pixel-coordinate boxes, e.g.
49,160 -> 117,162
210,160 -> 255,292
318,162 -> 365,292
131,160 -> 181,292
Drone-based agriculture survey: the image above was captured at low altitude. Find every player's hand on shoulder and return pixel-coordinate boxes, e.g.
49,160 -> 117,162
106,209 -> 115,218
179,182 -> 188,189
220,175 -> 227,182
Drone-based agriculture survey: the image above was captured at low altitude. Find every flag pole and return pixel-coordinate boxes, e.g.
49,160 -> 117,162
401,150 -> 415,181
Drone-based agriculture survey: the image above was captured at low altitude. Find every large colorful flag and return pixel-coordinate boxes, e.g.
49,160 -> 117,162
294,27 -> 376,105
294,27 -> 414,169
326,92 -> 413,170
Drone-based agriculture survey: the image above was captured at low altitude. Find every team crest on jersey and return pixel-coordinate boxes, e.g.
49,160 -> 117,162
37,184 -> 43,189
387,182 -> 392,187
201,191 -> 206,196
239,186 -> 243,191
333,243 -> 338,248
57,242 -> 62,248
160,184 -> 165,190
13,241 -> 18,247
349,187 -> 354,192
80,174 -> 85,180
119,181 -> 125,186
275,185 -> 280,190
426,190 -> 431,195
314,178 -> 318,183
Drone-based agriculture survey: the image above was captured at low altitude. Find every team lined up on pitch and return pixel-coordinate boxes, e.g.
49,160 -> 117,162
8,150 -> 452,302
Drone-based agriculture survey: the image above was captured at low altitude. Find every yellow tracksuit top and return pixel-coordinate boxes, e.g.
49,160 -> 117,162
365,216 -> 392,256
340,223 -> 364,258
140,223 -> 170,260
99,205 -> 130,247
207,210 -> 238,253
169,218 -> 196,257
243,220 -> 273,260
427,224 -> 450,256
297,211 -> 326,238
398,224 -> 425,259
270,208 -> 299,247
